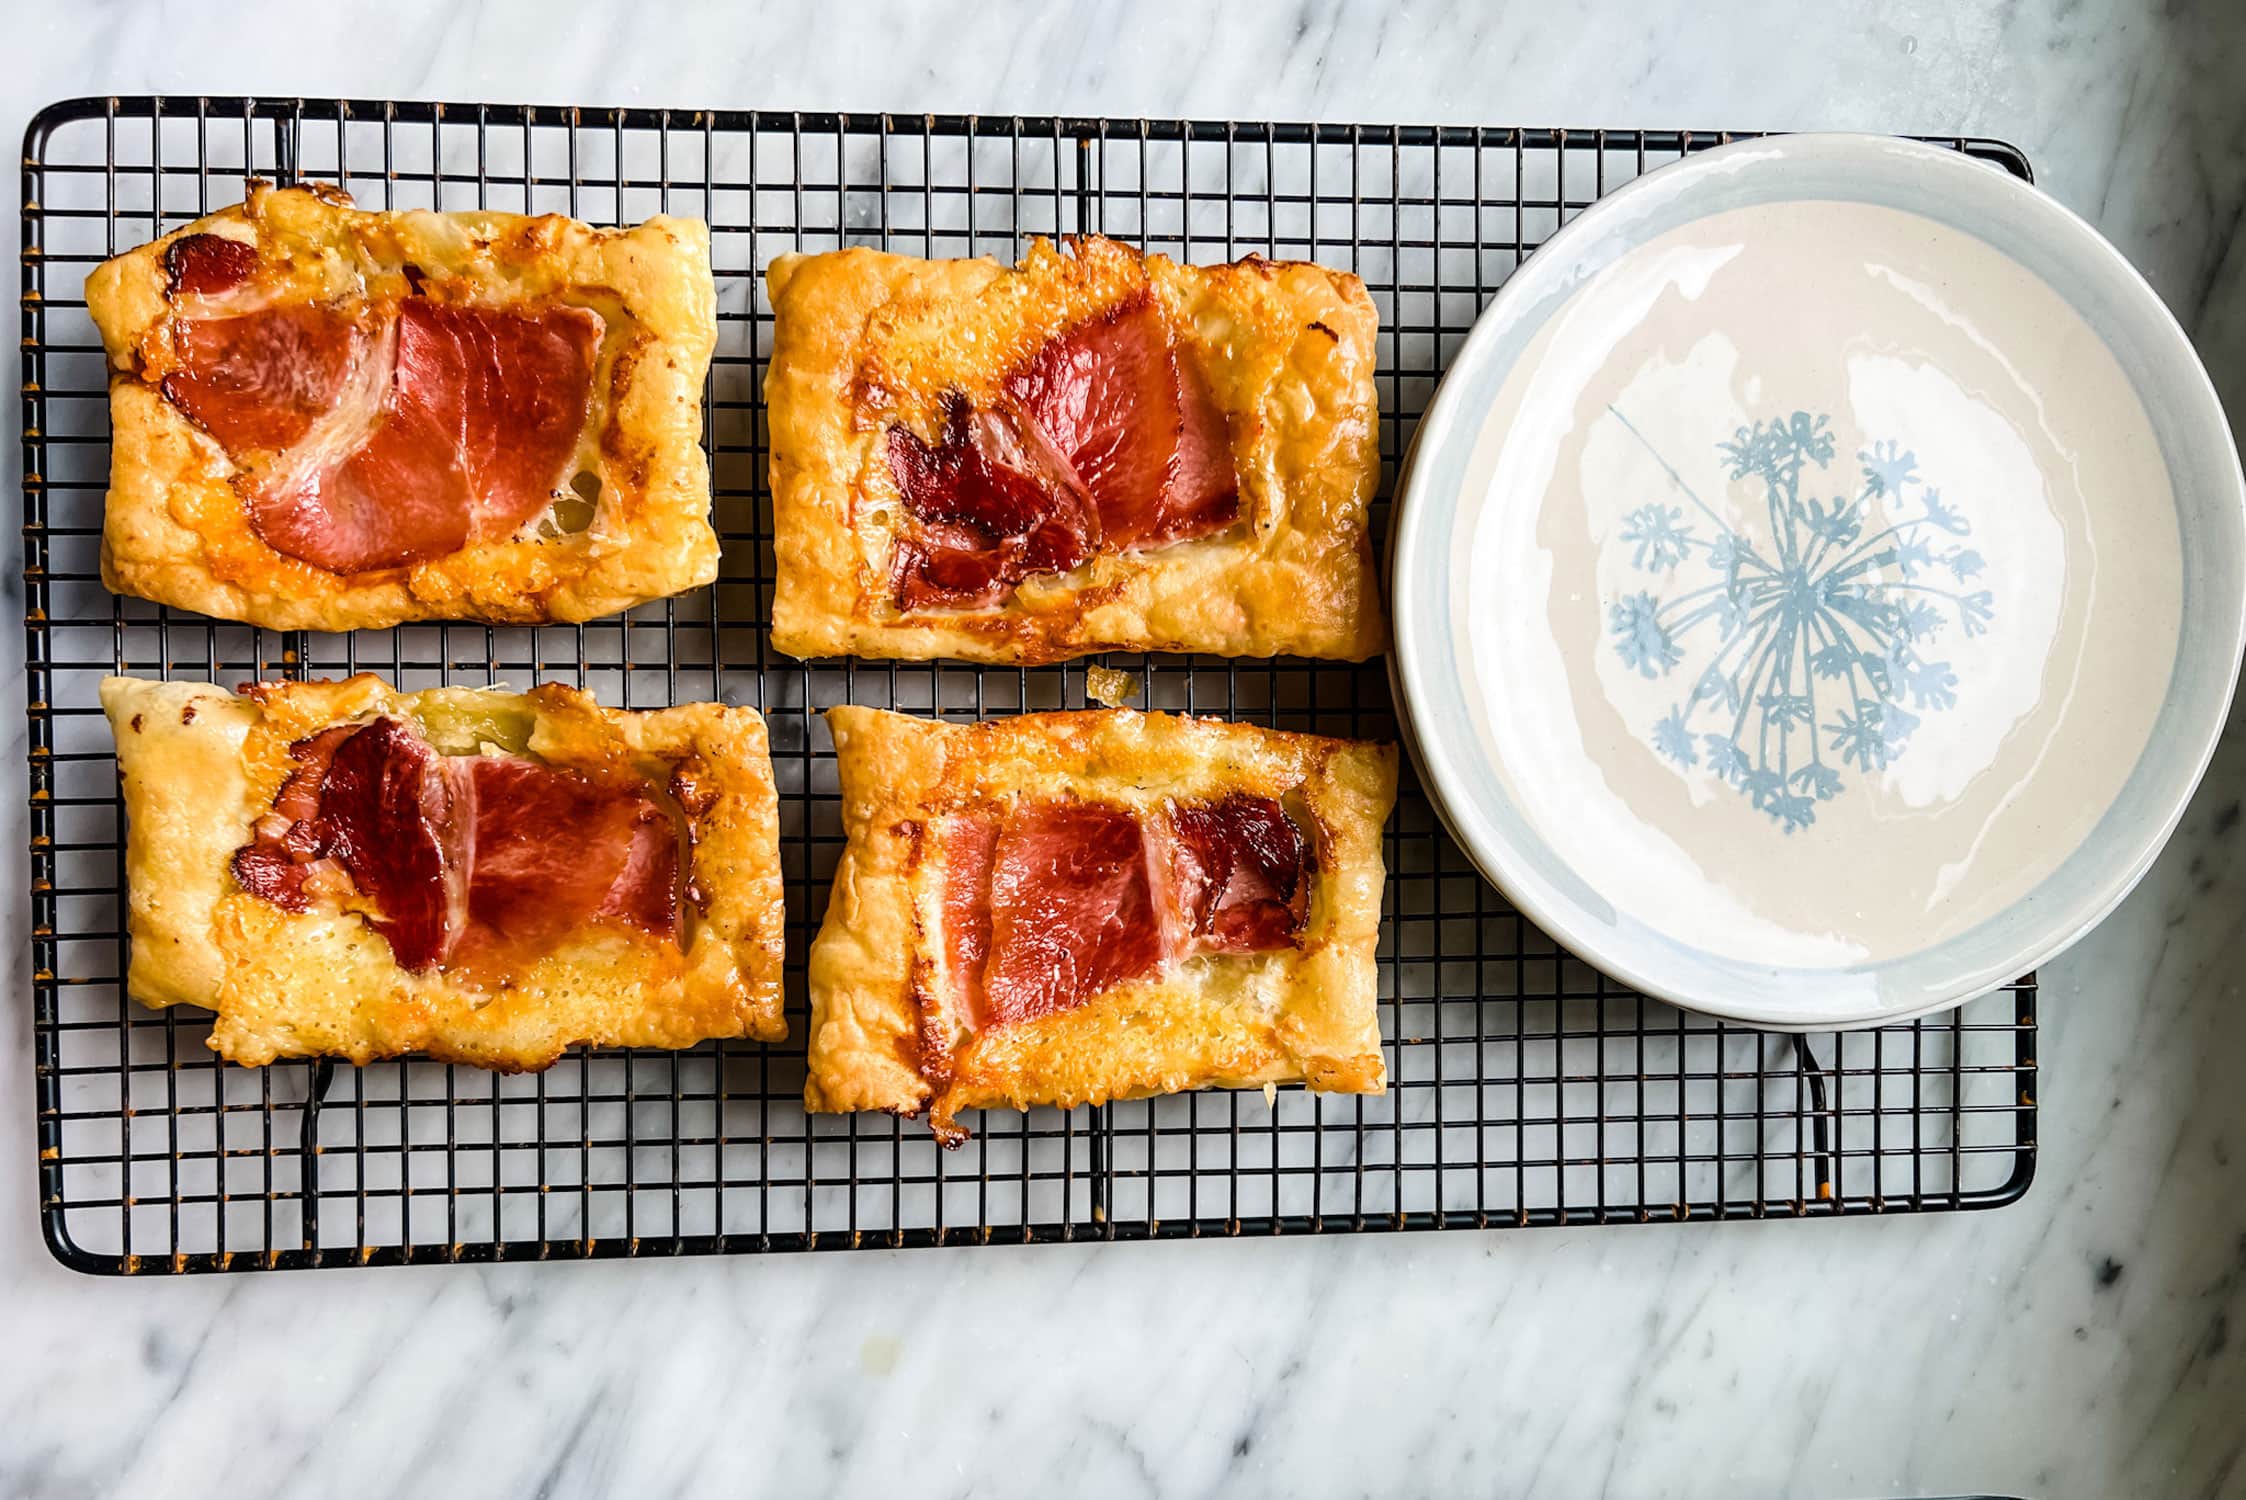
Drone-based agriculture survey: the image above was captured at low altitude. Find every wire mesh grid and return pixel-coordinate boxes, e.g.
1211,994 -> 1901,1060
20,99 -> 2038,1272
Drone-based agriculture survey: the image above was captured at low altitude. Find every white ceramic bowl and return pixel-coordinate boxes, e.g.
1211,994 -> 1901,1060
1390,133 -> 2245,1029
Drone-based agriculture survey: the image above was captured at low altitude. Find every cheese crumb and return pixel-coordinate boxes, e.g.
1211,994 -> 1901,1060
1085,664 -> 1141,707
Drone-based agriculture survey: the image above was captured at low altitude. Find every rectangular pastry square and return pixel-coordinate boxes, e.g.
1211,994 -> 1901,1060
805,706 -> 1397,1141
87,182 -> 718,630
101,675 -> 786,1069
764,235 -> 1385,664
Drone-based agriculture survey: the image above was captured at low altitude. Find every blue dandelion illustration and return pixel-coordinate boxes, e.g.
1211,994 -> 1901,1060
1606,406 -> 1996,834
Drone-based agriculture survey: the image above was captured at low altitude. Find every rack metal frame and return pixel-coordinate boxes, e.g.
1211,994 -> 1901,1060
21,99 -> 2038,1272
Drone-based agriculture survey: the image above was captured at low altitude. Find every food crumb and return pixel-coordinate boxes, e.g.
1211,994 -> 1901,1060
1085,664 -> 1141,707
1262,1083 -> 1278,1109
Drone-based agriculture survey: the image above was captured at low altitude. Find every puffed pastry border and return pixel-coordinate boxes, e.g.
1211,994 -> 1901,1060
805,706 -> 1397,1140
101,675 -> 786,1070
87,182 -> 719,630
764,235 -> 1386,664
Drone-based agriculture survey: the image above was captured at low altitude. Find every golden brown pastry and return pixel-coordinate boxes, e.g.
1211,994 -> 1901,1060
806,706 -> 1396,1141
764,235 -> 1385,664
87,183 -> 717,630
101,675 -> 785,1069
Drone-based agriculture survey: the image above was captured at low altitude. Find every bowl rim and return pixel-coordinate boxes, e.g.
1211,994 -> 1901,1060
1388,130 -> 2246,1030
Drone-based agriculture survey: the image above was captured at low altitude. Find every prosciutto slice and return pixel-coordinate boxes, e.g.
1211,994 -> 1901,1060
886,398 -> 1098,611
230,716 -> 682,971
943,791 -> 1310,1030
458,754 -> 681,962
883,292 -> 1239,609
1167,794 -> 1311,953
938,813 -> 1000,1020
977,802 -> 1164,1029
1003,294 -> 1239,549
164,305 -> 368,455
165,232 -> 261,298
229,724 -> 366,919
158,239 -> 602,576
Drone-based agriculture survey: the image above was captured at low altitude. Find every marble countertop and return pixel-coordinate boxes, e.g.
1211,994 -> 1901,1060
3,3 -> 2242,1496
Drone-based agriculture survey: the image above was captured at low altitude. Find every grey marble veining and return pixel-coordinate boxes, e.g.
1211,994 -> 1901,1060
2,2 -> 2242,1496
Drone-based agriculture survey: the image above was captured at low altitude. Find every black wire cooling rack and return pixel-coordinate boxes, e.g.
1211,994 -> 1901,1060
20,99 -> 2039,1272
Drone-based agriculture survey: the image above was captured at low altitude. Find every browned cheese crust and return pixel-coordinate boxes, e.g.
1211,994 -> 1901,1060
806,706 -> 1396,1138
764,236 -> 1386,664
101,675 -> 786,1069
87,183 -> 718,629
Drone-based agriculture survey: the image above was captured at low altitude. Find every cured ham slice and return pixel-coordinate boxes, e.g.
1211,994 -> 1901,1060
886,398 -> 1097,611
229,724 -> 360,915
938,813 -> 999,1020
158,238 -> 603,576
459,754 -> 680,962
231,716 -> 681,972
1166,794 -> 1311,953
377,300 -> 603,539
230,717 -> 465,968
598,802 -> 690,933
164,233 -> 260,298
978,802 -> 1163,1028
1004,294 -> 1238,550
163,306 -> 366,455
244,300 -> 602,575
306,717 -> 469,969
883,293 -> 1238,609
944,791 -> 1310,1029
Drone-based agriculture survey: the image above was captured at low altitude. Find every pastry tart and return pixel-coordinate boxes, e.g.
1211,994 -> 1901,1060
764,235 -> 1385,664
101,675 -> 786,1069
87,182 -> 718,629
805,706 -> 1396,1141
